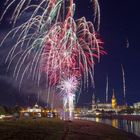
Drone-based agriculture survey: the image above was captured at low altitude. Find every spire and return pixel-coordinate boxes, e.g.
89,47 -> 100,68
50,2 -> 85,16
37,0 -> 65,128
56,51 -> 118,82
92,93 -> 96,104
92,93 -> 97,110
92,93 -> 95,100
112,89 -> 115,98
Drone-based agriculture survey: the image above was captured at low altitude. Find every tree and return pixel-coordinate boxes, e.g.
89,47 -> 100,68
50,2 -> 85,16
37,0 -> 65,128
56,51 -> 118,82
0,106 -> 6,115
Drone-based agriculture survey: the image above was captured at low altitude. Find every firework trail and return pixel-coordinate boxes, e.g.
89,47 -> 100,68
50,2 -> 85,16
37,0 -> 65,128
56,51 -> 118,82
125,38 -> 129,48
121,64 -> 126,105
106,75 -> 109,103
91,0 -> 100,31
1,0 -> 105,119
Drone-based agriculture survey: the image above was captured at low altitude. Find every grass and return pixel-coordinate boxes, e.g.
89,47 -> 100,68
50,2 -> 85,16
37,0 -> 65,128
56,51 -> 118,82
0,118 -> 64,140
0,118 -> 139,140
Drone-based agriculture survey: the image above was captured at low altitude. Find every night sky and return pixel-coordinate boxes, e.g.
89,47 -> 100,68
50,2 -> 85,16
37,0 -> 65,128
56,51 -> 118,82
0,0 -> 140,107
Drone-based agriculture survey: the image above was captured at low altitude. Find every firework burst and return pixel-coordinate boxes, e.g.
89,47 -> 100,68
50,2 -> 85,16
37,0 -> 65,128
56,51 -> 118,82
1,0 -> 105,119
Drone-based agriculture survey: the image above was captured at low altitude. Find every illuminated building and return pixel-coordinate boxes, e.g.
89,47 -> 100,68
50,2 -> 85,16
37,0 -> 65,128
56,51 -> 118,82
92,94 -> 113,112
20,103 -> 58,118
133,102 -> 140,109
91,90 -> 118,113
111,90 -> 117,109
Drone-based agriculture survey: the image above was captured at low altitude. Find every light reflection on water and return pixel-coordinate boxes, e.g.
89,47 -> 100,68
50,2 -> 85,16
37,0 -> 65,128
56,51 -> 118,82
81,117 -> 140,137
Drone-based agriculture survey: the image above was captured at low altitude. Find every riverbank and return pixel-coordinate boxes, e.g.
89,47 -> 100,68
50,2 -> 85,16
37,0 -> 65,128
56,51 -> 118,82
84,114 -> 140,121
0,118 -> 139,140
106,114 -> 140,121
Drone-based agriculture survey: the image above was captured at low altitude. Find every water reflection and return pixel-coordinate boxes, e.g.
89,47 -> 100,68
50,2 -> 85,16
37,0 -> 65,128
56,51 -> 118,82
95,117 -> 99,123
81,117 -> 140,137
112,119 -> 118,128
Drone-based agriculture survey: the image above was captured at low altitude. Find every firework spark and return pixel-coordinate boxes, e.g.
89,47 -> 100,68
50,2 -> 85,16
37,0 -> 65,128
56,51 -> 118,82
58,77 -> 77,120
1,0 -> 105,119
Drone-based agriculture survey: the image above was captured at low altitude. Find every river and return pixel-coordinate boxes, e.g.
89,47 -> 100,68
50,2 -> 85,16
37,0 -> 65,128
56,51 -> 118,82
80,117 -> 140,137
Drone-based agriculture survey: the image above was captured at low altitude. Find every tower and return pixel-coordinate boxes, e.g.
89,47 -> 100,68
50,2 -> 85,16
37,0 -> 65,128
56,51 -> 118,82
92,93 -> 97,110
111,89 -> 117,109
92,93 -> 96,104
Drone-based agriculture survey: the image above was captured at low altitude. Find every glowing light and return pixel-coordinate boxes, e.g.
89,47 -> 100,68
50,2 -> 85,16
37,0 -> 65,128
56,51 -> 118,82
58,77 -> 78,120
58,77 -> 78,94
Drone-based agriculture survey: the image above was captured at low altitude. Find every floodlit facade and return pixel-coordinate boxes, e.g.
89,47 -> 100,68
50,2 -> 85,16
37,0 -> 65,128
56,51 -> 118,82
20,103 -> 58,118
92,90 -> 118,112
133,102 -> 140,109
